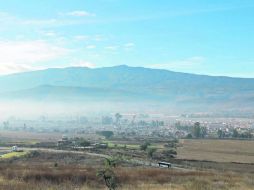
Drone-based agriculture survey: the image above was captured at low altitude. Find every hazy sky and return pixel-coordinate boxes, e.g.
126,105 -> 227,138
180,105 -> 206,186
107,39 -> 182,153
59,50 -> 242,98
0,0 -> 254,77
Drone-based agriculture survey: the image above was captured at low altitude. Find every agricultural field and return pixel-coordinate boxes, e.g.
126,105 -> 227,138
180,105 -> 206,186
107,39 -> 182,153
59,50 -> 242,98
177,139 -> 254,163
0,130 -> 61,142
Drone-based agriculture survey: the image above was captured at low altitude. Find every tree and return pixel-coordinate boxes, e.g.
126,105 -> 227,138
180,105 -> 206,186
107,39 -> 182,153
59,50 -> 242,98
97,157 -> 119,190
151,120 -> 164,127
80,140 -> 90,147
244,132 -> 253,138
236,131 -> 252,139
243,132 -> 252,138
130,115 -> 136,126
140,141 -> 150,151
232,129 -> 239,138
3,121 -> 10,129
175,121 -> 181,129
200,126 -> 207,138
192,122 -> 201,138
164,139 -> 178,148
99,131 -> 114,139
138,120 -> 147,126
162,149 -> 177,156
147,148 -> 157,158
192,122 -> 207,138
97,169 -> 117,190
115,113 -> 122,125
217,129 -> 224,139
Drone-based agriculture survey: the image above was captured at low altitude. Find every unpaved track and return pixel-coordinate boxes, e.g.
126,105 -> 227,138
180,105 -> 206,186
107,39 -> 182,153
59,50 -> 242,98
0,146 -> 192,171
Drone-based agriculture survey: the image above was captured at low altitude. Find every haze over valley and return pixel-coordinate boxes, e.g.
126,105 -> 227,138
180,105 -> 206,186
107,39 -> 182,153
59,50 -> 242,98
1,65 -> 254,118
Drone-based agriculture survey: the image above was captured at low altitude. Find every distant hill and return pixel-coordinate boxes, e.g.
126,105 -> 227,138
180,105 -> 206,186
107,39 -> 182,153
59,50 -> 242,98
0,65 -> 254,111
0,85 -> 155,102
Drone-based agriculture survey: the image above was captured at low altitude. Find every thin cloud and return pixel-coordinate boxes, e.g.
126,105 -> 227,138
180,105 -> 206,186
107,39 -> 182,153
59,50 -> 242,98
40,31 -> 57,37
123,42 -> 135,51
86,45 -> 96,49
66,11 -> 95,17
0,40 -> 69,75
0,12 -> 94,29
73,34 -> 107,42
124,43 -> 135,48
105,45 -> 119,51
94,35 -> 106,41
74,35 -> 90,41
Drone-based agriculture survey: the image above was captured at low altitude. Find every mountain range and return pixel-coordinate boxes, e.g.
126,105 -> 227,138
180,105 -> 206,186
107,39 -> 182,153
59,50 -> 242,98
1,65 -> 254,112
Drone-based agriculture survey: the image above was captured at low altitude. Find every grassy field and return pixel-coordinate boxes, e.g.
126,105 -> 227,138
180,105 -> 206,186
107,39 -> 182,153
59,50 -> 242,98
0,136 -> 253,189
104,140 -> 164,150
0,146 -> 251,190
0,151 -> 29,159
104,141 -> 140,149
177,139 -> 254,163
0,164 -> 252,190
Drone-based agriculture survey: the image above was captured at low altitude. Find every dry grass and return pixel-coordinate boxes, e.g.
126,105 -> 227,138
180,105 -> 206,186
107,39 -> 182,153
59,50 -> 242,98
0,164 -> 100,189
0,164 -> 252,190
0,140 -> 252,190
177,139 -> 254,163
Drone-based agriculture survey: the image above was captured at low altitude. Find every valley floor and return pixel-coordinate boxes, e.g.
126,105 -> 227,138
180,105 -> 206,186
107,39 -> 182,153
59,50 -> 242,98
0,150 -> 253,190
0,131 -> 254,190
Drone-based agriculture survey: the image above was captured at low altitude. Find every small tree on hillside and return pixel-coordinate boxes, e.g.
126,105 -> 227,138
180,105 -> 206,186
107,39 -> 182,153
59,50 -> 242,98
147,148 -> 157,158
140,141 -> 151,151
97,157 -> 119,190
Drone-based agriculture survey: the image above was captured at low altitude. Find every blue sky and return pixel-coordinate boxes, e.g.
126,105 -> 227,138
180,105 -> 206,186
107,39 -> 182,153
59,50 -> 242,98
0,0 -> 254,77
